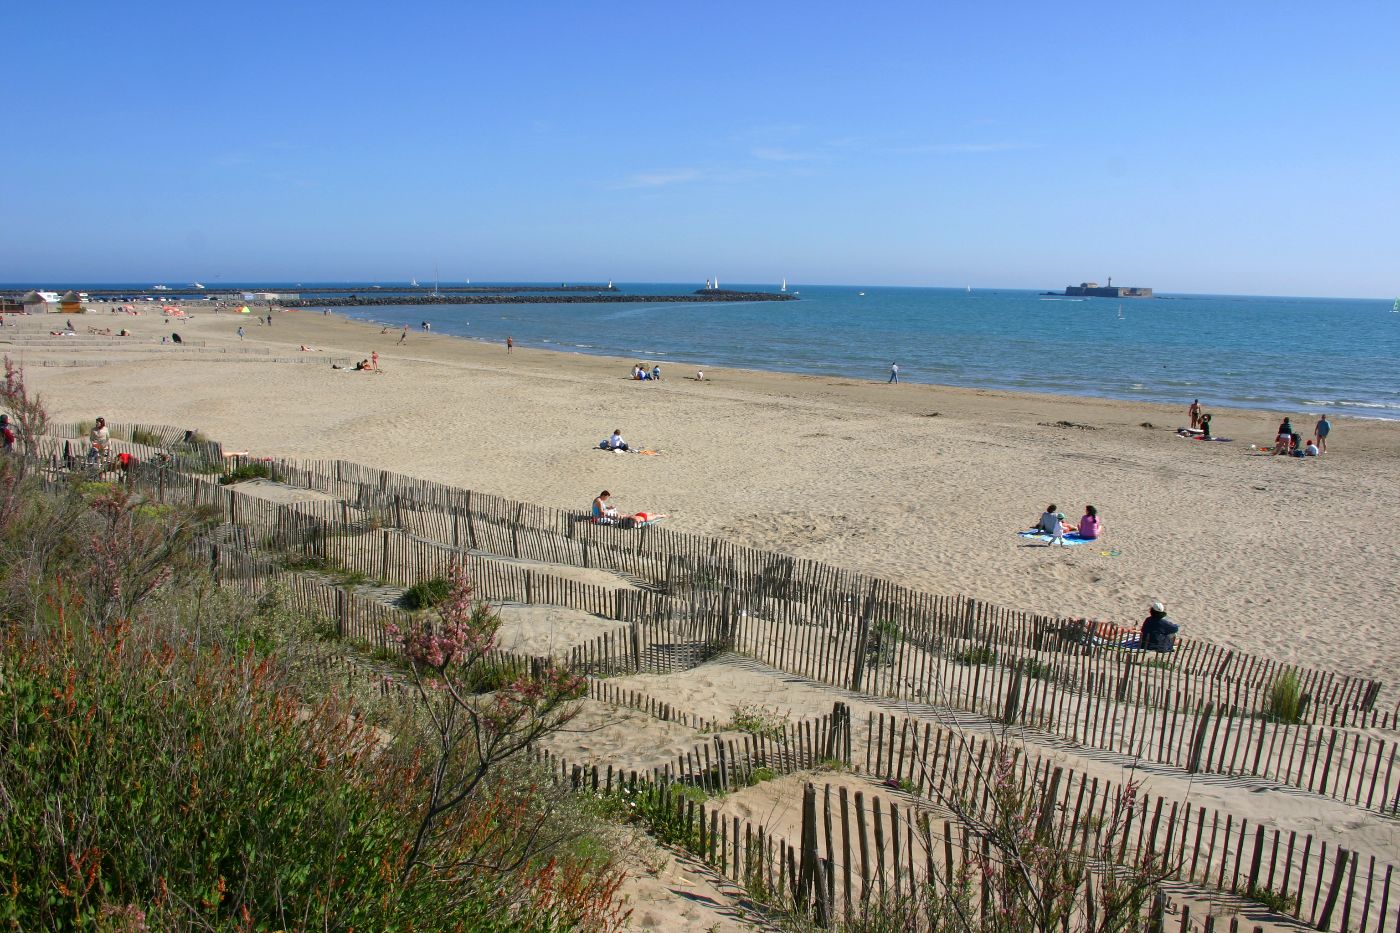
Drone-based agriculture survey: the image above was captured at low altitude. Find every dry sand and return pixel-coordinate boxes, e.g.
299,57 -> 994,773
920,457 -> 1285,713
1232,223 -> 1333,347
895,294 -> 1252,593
11,304 -> 1397,687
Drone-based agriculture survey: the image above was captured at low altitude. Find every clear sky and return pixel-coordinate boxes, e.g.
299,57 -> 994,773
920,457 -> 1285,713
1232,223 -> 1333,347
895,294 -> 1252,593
4,1 -> 1398,297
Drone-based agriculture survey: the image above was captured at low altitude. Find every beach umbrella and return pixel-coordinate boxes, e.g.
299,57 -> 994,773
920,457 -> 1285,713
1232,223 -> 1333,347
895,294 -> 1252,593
239,306 -> 251,314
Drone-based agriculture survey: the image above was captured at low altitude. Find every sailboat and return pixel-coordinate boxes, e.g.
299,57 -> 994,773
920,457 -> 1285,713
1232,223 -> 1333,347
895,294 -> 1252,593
966,285 -> 972,293
1117,304 -> 1124,320
410,278 -> 419,287
780,278 -> 787,293
1392,297 -> 1398,313
607,280 -> 613,289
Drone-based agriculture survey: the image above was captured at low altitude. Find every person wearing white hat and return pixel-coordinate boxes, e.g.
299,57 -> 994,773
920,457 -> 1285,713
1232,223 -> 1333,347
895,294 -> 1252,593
1140,601 -> 1179,652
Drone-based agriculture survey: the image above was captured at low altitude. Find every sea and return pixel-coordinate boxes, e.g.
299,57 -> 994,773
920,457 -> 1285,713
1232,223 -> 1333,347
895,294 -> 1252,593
17,283 -> 1400,420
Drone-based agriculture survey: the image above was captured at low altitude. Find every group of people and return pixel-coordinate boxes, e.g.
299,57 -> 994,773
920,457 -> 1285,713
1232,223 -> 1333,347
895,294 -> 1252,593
1273,415 -> 1328,457
1186,399 -> 1215,438
1034,504 -> 1101,547
632,364 -> 661,381
352,352 -> 381,372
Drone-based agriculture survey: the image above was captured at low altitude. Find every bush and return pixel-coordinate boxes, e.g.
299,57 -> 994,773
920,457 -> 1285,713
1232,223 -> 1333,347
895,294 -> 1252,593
723,703 -> 791,740
956,645 -> 997,666
1263,671 -> 1307,724
401,575 -> 451,610
0,476 -> 629,932
218,461 -> 271,484
130,427 -> 163,447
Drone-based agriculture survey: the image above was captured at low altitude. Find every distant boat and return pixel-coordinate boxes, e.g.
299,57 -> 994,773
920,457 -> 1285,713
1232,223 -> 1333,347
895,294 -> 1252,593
607,280 -> 613,289
858,291 -> 865,297
411,278 -> 419,287
781,278 -> 787,292
152,284 -> 170,291
1117,304 -> 1124,320
966,285 -> 972,293
190,282 -> 206,289
1393,297 -> 1399,313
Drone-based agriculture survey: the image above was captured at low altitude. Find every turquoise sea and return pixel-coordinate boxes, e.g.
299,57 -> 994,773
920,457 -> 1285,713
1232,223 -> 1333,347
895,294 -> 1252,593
336,284 -> 1400,422
16,282 -> 1400,420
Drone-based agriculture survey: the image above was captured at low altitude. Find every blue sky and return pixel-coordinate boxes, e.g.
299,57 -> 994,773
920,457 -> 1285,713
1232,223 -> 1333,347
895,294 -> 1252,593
4,1 -> 1398,297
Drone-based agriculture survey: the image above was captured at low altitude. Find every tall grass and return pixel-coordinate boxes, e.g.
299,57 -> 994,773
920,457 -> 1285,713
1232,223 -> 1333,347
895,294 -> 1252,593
1263,671 -> 1307,723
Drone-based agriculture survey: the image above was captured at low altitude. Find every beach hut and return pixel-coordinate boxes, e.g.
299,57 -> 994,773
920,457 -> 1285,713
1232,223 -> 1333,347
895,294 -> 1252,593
20,290 -> 48,314
59,291 -> 85,314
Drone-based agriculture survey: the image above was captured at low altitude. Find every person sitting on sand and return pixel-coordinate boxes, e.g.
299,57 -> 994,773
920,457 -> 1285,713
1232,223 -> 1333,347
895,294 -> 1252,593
651,365 -> 661,381
1036,504 -> 1067,547
696,370 -> 705,381
592,490 -> 620,524
1077,505 -> 1101,540
353,359 -> 369,371
608,429 -> 629,452
1198,413 -> 1213,439
1140,602 -> 1179,652
1289,432 -> 1304,456
1303,438 -> 1319,457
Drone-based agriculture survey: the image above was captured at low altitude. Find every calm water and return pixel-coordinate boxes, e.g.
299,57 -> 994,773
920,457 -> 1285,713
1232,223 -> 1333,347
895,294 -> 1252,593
334,285 -> 1400,421
17,282 -> 1400,420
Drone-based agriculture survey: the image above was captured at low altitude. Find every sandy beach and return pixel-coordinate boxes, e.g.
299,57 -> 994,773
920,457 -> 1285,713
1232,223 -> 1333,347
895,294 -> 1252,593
9,304 -> 1399,688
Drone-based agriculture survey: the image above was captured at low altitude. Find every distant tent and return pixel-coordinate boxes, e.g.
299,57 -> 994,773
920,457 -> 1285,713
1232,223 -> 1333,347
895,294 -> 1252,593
59,291 -> 84,314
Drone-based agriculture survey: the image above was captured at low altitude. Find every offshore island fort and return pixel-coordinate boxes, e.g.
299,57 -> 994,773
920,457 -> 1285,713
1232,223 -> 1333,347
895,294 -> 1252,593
1044,277 -> 1154,298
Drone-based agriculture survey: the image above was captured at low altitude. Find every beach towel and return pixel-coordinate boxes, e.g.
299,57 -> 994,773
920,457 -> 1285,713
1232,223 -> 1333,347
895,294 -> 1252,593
1017,531 -> 1095,546
1175,430 -> 1232,442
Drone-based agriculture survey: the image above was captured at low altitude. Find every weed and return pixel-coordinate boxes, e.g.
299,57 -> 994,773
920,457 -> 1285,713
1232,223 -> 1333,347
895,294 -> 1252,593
1262,671 -> 1307,724
219,462 -> 272,484
401,576 -> 451,610
723,703 -> 791,740
1244,883 -> 1300,916
956,645 -> 997,666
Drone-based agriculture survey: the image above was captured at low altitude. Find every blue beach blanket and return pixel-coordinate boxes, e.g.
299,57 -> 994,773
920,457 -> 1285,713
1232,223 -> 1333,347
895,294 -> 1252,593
1017,531 -> 1096,546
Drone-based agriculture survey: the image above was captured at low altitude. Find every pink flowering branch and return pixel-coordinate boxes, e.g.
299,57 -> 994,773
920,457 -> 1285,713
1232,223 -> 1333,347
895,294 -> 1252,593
394,562 -> 584,885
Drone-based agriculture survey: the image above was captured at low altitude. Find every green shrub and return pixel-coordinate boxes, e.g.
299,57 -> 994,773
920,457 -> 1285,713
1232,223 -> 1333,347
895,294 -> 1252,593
1245,883 -> 1300,916
401,576 -> 451,610
130,427 -> 163,447
956,645 -> 997,666
218,461 -> 272,484
723,703 -> 790,740
1263,671 -> 1307,724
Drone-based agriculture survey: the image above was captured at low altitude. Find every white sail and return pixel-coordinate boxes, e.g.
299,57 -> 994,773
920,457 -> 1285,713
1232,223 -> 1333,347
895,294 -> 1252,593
781,278 -> 787,292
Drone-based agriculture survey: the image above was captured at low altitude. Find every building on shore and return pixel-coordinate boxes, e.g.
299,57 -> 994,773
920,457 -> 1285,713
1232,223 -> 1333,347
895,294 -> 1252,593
1063,278 -> 1153,298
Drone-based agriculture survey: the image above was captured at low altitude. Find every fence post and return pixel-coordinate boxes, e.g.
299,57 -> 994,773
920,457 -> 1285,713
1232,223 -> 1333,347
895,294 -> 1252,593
849,581 -> 879,692
380,529 -> 390,582
1002,663 -> 1024,724
1317,848 -> 1350,931
1187,703 -> 1214,773
336,587 -> 347,638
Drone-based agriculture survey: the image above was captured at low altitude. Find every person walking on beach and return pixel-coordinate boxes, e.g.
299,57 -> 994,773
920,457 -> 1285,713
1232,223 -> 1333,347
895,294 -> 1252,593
237,325 -> 245,341
888,362 -> 900,384
398,325 -> 408,345
506,336 -> 513,353
1315,414 -> 1331,453
1188,399 -> 1202,429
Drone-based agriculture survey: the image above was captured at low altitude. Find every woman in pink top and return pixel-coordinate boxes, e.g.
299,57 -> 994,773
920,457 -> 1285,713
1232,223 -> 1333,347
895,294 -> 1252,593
1078,505 -> 1101,540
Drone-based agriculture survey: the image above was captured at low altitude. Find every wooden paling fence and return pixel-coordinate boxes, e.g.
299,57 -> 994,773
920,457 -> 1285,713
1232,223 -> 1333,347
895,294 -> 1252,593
37,433 -> 1400,815
862,709 -> 1400,933
29,439 -> 1400,930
